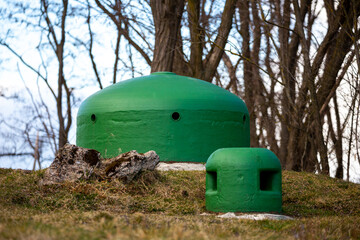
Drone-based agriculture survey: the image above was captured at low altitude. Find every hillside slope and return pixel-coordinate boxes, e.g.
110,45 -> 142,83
0,169 -> 359,239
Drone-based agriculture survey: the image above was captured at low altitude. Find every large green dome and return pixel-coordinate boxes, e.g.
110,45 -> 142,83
78,72 -> 248,113
76,72 -> 250,162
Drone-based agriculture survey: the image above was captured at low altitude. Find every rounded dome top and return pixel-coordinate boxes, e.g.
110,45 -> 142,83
78,72 -> 248,115
206,148 -> 281,171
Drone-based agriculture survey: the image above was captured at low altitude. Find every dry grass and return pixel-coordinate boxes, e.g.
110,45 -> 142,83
282,171 -> 360,217
0,168 -> 359,239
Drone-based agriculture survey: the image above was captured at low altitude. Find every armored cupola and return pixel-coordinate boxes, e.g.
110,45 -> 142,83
76,72 -> 250,162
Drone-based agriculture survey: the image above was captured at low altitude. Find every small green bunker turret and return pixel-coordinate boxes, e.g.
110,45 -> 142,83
76,72 -> 250,162
205,148 -> 282,213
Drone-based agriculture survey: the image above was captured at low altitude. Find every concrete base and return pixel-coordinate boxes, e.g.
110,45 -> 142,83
217,212 -> 293,220
156,162 -> 205,171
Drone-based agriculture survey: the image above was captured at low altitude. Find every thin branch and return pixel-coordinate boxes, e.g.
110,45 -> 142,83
113,28 -> 121,84
86,0 -> 103,89
0,42 -> 56,99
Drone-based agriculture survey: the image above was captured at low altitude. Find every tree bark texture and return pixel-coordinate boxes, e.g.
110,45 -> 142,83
150,0 -> 185,73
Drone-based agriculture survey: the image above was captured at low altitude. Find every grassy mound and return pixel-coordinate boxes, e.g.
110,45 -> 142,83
0,169 -> 359,239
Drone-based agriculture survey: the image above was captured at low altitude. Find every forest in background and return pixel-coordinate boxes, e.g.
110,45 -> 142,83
0,0 -> 359,181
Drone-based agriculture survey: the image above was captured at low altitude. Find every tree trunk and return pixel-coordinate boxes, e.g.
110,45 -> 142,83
150,0 -> 185,73
239,0 -> 257,146
187,0 -> 204,79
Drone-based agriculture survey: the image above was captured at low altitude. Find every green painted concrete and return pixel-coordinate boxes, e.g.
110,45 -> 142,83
206,148 -> 282,213
76,72 -> 250,162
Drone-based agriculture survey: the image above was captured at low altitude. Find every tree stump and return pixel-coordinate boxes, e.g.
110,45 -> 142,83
41,144 -> 159,185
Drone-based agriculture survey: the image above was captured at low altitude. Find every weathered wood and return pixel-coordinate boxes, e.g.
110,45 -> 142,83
99,150 -> 159,182
41,144 -> 159,185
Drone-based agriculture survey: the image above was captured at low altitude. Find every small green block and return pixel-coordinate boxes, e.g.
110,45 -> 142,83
205,148 -> 282,213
